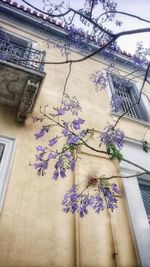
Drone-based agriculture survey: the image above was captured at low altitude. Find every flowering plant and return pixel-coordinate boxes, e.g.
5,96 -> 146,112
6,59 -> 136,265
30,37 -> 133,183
33,93 -> 122,216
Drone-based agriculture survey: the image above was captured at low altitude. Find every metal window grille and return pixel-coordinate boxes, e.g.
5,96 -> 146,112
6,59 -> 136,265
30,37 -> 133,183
110,75 -> 149,122
139,183 -> 150,223
0,34 -> 46,71
113,80 -> 138,118
0,143 -> 5,162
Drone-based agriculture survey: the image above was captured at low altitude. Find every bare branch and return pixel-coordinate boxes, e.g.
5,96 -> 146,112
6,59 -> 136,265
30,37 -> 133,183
104,171 -> 150,180
89,0 -> 95,19
97,10 -> 150,25
21,0 -> 71,17
61,62 -> 72,105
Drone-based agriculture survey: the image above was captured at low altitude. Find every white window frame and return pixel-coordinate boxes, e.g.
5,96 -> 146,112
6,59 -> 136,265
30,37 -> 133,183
138,178 -> 150,223
120,138 -> 150,267
0,135 -> 16,212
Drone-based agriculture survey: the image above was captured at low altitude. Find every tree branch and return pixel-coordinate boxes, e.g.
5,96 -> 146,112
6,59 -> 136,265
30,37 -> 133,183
89,0 -> 95,19
61,62 -> 72,105
97,10 -> 150,25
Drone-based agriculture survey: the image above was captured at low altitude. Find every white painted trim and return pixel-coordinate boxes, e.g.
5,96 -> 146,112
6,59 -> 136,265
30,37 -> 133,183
120,140 -> 150,267
0,135 -> 16,212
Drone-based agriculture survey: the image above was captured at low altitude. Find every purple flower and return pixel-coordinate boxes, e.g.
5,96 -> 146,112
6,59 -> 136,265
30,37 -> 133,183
70,159 -> 75,171
91,194 -> 104,213
67,135 -> 79,145
35,153 -> 44,161
101,186 -> 118,212
112,183 -> 120,194
36,146 -> 45,152
48,152 -> 58,159
101,124 -> 125,150
62,94 -> 82,116
80,130 -> 87,138
70,185 -> 78,193
34,130 -> 45,139
90,70 -> 107,91
79,197 -> 90,217
34,126 -> 50,139
60,168 -> 66,178
72,118 -> 85,130
57,108 -> 65,116
52,170 -> 59,180
111,95 -> 124,112
62,185 -> 79,214
62,126 -> 70,136
34,160 -> 48,174
49,137 -> 58,146
55,158 -> 63,168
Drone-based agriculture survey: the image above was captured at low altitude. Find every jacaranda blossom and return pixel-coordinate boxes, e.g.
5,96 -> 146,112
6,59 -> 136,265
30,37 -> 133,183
101,124 -> 125,150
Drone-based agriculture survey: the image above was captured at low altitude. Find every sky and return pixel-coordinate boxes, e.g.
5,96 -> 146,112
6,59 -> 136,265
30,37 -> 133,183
14,0 -> 150,55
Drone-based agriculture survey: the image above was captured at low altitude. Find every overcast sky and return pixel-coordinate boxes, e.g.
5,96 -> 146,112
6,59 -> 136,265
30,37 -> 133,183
15,0 -> 150,54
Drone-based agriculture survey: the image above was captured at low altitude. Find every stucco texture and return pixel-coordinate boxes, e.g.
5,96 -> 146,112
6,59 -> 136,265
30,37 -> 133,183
0,20 -> 143,267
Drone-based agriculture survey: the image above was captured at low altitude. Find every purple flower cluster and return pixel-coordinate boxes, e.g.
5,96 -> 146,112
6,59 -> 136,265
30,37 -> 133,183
34,145 -> 47,175
34,112 -> 87,180
64,25 -> 92,54
34,126 -> 50,139
34,141 -> 76,180
101,124 -> 125,150
133,41 -> 150,66
111,95 -> 124,112
62,95 -> 82,116
101,183 -> 119,211
90,70 -> 107,91
48,117 -> 86,180
72,118 -> 85,130
54,94 -> 82,117
62,181 -> 119,217
34,145 -> 58,176
52,151 -> 76,180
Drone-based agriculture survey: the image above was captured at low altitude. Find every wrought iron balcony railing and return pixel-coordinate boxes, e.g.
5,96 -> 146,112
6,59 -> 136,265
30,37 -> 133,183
0,37 -> 46,72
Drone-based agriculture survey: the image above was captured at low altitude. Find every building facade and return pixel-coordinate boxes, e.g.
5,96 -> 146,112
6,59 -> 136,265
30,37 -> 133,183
0,1 -> 150,266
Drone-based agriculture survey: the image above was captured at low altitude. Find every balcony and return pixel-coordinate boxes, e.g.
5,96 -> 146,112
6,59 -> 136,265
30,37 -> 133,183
0,34 -> 46,122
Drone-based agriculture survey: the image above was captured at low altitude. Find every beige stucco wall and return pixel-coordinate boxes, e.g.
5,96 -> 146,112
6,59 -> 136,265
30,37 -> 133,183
0,18 -> 147,267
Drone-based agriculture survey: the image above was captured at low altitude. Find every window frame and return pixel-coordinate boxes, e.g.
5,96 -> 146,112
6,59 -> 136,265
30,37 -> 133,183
1,30 -> 39,69
0,135 -> 16,212
108,73 -> 150,123
120,139 -> 150,267
138,179 -> 150,223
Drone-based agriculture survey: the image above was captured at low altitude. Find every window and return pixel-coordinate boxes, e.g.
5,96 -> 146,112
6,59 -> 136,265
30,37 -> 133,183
1,30 -> 45,71
1,30 -> 31,61
0,136 -> 15,212
109,74 -> 150,122
8,33 -> 32,61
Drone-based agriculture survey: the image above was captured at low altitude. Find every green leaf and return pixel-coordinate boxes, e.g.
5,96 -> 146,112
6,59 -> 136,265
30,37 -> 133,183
107,144 -> 123,162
